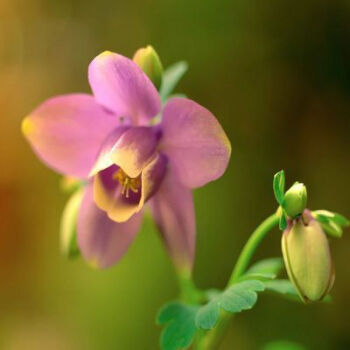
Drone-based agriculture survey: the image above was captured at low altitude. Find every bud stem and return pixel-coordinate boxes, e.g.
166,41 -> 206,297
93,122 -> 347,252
228,213 -> 279,285
194,212 -> 279,350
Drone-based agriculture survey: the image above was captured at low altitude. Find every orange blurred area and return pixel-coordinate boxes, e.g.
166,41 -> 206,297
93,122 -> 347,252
0,0 -> 349,349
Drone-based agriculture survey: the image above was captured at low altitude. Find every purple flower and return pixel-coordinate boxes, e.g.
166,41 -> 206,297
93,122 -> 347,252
22,51 -> 231,270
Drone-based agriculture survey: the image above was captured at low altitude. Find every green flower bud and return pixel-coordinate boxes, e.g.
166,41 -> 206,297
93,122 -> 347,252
60,176 -> 82,193
60,187 -> 84,258
282,213 -> 334,302
133,45 -> 163,90
283,182 -> 307,218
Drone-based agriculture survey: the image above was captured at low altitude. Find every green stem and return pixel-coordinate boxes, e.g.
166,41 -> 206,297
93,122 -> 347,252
177,267 -> 205,304
228,213 -> 279,285
195,213 -> 279,350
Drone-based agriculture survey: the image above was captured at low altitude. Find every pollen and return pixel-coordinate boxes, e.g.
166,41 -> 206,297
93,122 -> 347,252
113,168 -> 141,198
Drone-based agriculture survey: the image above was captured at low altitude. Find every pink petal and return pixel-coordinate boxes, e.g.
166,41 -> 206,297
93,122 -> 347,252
139,153 -> 168,206
160,98 -> 231,189
149,170 -> 195,270
88,51 -> 161,125
77,184 -> 143,269
22,94 -> 118,178
110,126 -> 158,178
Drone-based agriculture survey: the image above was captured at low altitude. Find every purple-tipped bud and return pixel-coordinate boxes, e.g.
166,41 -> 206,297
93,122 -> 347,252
281,211 -> 334,302
133,45 -> 163,90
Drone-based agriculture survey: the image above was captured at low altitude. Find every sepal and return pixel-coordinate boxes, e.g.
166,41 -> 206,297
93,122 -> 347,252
273,170 -> 285,205
313,210 -> 349,238
159,61 -> 188,101
279,209 -> 288,230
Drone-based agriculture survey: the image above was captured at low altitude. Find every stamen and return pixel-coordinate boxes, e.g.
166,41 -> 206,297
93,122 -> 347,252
113,168 -> 141,198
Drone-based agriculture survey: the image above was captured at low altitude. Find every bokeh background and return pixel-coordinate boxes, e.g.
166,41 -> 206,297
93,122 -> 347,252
1,0 -> 349,349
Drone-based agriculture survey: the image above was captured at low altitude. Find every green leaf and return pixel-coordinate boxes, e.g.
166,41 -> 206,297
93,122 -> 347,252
160,61 -> 188,101
273,170 -> 285,205
195,280 -> 265,330
157,302 -> 198,350
265,280 -> 332,303
264,280 -> 302,302
238,273 -> 277,282
279,210 -> 287,230
264,279 -> 299,298
247,258 -> 284,276
204,288 -> 222,300
196,302 -> 220,330
158,279 -> 292,347
239,258 -> 284,282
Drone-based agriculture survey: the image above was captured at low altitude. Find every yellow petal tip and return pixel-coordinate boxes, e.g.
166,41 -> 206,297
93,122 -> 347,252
100,50 -> 113,57
21,117 -> 34,136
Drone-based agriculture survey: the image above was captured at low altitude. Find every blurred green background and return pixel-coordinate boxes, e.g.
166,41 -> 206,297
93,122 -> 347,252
0,0 -> 349,349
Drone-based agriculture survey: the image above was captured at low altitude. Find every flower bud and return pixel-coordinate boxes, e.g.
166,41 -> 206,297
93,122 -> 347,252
60,188 -> 84,258
133,45 -> 163,90
281,213 -> 334,302
60,176 -> 82,193
283,182 -> 307,218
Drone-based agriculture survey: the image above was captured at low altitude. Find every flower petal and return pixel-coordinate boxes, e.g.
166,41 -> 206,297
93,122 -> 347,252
88,51 -> 161,124
77,184 -> 143,269
89,125 -> 129,177
110,126 -> 158,178
22,94 -> 118,178
140,153 -> 168,207
149,170 -> 195,270
160,98 -> 231,188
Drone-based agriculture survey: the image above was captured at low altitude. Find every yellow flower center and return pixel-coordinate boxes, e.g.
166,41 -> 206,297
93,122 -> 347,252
113,168 -> 141,198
